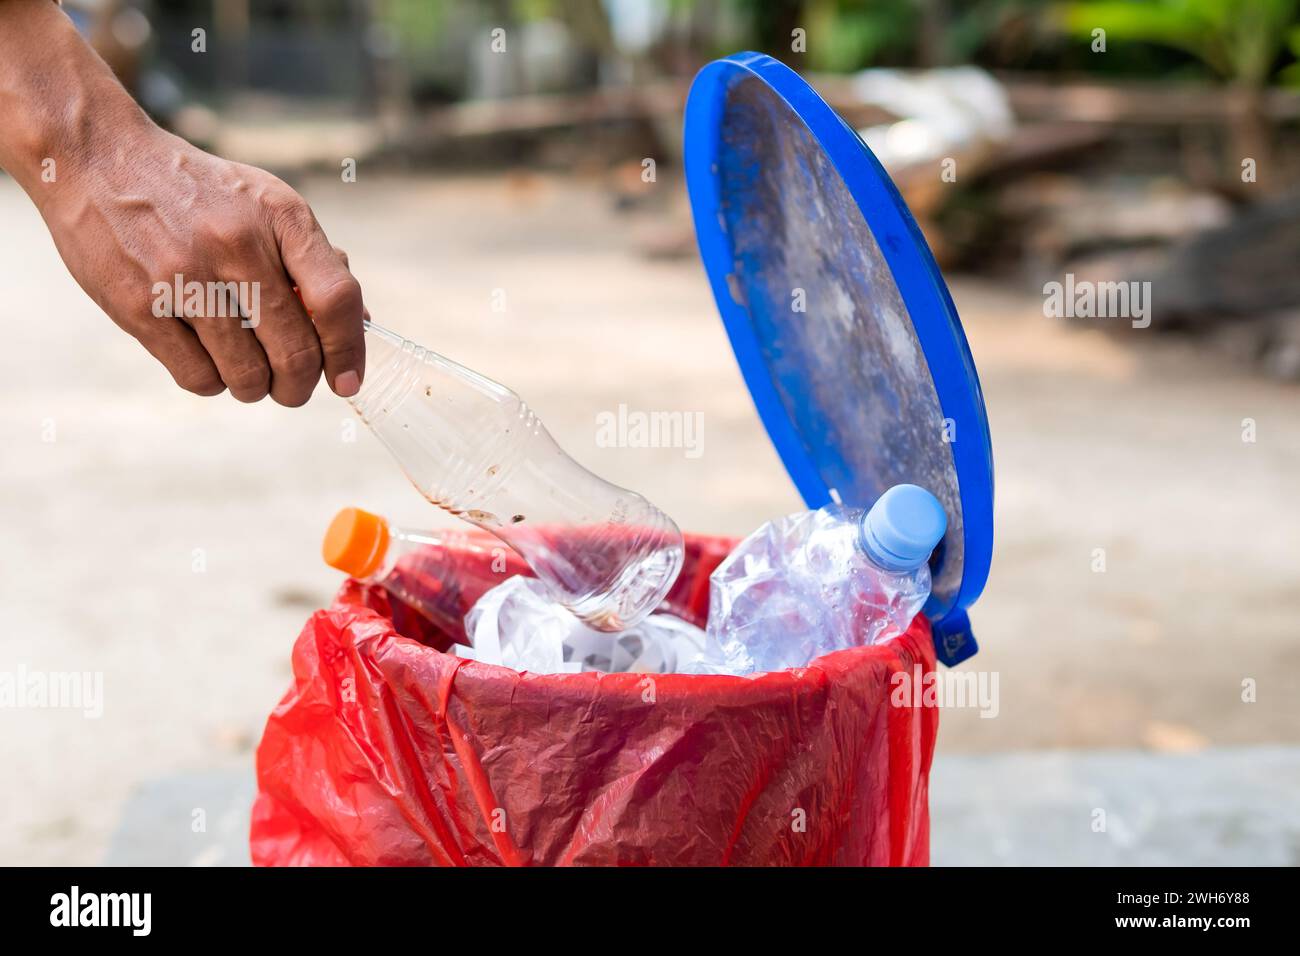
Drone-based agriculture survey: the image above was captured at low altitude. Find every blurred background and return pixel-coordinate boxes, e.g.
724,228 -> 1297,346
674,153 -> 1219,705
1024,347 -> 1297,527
2,0 -> 1298,865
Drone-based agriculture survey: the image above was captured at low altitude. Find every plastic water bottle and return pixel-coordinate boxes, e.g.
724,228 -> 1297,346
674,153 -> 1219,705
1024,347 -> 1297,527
321,506 -> 519,638
460,575 -> 709,675
347,322 -> 684,632
695,484 -> 947,674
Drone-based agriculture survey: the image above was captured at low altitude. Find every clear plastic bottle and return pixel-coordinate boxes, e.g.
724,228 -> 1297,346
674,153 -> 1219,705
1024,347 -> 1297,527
321,506 -> 512,638
347,322 -> 684,632
460,575 -> 709,675
694,484 -> 947,674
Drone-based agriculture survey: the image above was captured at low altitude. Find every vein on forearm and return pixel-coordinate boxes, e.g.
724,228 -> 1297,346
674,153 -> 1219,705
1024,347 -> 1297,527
0,0 -> 149,200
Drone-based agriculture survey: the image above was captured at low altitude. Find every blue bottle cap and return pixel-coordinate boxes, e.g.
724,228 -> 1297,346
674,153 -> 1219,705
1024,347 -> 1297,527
683,52 -> 994,646
859,484 -> 948,573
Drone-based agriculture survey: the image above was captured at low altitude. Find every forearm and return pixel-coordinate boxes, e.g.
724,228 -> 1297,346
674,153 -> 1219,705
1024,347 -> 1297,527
0,0 -> 154,202
0,0 -> 365,404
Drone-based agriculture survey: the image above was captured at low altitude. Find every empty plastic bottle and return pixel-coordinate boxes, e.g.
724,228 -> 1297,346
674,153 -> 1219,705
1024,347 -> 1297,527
347,322 -> 684,632
321,506 -> 515,638
692,484 -> 947,674
460,575 -> 709,675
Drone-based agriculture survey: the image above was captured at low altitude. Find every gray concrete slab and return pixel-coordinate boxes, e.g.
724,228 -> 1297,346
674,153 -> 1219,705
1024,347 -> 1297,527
104,746 -> 1300,866
105,771 -> 256,867
931,745 -> 1300,865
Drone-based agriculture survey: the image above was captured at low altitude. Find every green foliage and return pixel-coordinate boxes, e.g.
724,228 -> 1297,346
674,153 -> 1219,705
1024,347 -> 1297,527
384,0 -> 450,47
803,0 -> 922,70
1280,24 -> 1300,83
927,0 -> 1061,70
374,0 -> 1300,85
382,0 -> 563,48
1058,0 -> 1300,85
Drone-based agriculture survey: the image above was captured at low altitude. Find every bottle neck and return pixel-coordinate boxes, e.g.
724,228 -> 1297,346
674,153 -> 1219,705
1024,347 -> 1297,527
856,511 -> 923,574
391,527 -> 445,550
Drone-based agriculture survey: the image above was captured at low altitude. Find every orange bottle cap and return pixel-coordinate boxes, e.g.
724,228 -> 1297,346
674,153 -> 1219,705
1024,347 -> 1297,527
322,507 -> 390,579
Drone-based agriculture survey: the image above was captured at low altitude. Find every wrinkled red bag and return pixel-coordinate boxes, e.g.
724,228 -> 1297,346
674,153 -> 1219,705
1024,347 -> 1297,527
251,533 -> 938,866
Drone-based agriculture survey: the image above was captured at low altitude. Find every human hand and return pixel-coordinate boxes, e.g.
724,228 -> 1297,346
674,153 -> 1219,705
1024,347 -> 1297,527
42,124 -> 366,405
0,0 -> 365,405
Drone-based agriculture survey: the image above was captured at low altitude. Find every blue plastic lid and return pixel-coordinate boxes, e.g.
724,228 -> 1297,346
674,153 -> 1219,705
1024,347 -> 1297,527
683,52 -> 993,657
860,484 -> 948,573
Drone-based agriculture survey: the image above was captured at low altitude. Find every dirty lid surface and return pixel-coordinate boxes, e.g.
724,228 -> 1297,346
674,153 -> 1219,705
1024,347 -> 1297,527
683,52 -> 993,643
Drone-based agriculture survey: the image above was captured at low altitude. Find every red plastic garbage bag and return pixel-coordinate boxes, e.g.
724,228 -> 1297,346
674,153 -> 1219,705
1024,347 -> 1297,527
251,533 -> 938,866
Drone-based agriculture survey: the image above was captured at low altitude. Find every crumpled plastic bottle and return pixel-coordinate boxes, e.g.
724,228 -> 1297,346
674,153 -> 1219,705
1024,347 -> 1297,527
460,575 -> 708,674
689,484 -> 947,675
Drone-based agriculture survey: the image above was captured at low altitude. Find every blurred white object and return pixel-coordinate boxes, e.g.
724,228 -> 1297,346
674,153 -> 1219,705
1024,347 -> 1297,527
469,19 -> 584,98
852,67 -> 1015,170
460,576 -> 708,675
604,0 -> 670,54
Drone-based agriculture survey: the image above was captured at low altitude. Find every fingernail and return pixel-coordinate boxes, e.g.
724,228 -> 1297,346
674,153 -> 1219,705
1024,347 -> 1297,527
335,370 -> 360,398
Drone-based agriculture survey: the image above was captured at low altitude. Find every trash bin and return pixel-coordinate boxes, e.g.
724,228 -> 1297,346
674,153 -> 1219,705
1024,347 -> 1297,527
251,532 -> 937,866
250,51 -> 993,867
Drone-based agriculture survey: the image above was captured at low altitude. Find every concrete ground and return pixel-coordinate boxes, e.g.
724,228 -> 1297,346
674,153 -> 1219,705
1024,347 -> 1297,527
105,746 -> 1300,866
929,746 -> 1300,866
1,170 -> 1297,865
